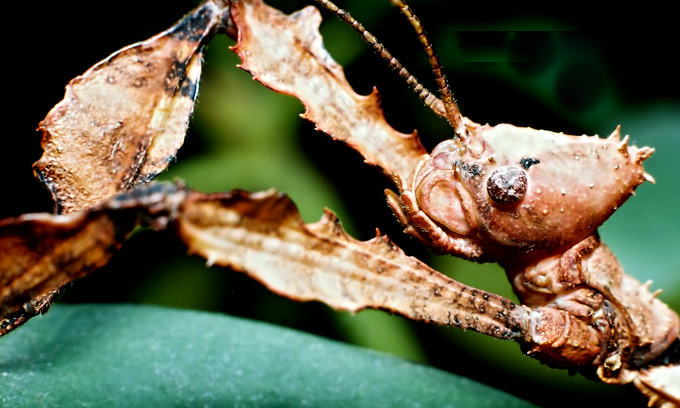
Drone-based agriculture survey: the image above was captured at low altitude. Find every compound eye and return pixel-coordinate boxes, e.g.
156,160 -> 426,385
486,166 -> 527,205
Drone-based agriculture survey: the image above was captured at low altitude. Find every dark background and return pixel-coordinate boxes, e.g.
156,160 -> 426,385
3,1 -> 679,407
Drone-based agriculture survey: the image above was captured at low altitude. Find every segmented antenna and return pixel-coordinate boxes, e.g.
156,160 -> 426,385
312,0 -> 464,137
387,0 -> 463,134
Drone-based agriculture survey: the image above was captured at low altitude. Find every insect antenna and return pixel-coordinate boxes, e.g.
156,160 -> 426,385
312,0 -> 465,138
386,0 -> 464,136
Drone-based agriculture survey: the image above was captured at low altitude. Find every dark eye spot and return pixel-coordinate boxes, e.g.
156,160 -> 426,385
487,166 -> 527,205
520,157 -> 540,169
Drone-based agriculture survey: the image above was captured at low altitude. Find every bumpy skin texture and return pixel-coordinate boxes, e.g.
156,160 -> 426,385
391,121 -> 654,261
388,119 -> 679,386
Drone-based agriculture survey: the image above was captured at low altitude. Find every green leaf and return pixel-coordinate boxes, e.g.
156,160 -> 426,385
0,304 -> 534,407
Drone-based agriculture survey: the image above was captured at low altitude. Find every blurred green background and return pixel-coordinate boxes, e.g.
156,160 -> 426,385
3,1 -> 678,406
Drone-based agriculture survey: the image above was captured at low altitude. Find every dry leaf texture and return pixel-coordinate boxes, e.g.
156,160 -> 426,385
230,0 -> 427,186
34,1 -> 229,214
1,179 -> 676,405
633,363 -> 680,408
178,188 -> 529,340
0,182 -> 184,334
7,0 -> 678,405
0,212 -> 124,333
0,182 -> 528,341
